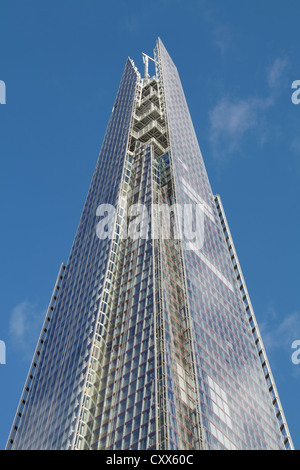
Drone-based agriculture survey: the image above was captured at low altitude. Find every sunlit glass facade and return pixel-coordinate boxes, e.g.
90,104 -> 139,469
7,39 -> 293,451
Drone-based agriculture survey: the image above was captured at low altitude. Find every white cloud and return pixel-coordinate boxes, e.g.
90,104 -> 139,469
209,96 -> 271,158
196,0 -> 233,55
260,311 -> 300,353
212,24 -> 233,56
122,16 -> 140,33
267,57 -> 289,89
208,56 -> 288,160
9,301 -> 45,360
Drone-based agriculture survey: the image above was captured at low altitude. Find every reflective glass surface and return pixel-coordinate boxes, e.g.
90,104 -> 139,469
7,40 -> 292,451
8,58 -> 139,450
157,38 -> 285,450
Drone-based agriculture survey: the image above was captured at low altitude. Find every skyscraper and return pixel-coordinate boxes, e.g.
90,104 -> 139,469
7,38 -> 293,451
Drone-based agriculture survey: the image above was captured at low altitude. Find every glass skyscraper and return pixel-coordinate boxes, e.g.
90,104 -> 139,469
7,39 -> 293,451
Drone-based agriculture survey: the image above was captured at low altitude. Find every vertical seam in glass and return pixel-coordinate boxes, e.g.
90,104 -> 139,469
73,59 -> 141,450
155,39 -> 205,450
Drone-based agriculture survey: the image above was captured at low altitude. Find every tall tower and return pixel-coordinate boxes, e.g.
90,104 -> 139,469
7,39 -> 293,451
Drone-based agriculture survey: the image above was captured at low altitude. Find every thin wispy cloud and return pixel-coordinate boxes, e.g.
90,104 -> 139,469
197,0 -> 233,55
258,308 -> 300,379
267,57 -> 289,90
209,56 -> 288,161
212,23 -> 233,56
209,96 -> 272,159
9,301 -> 45,361
121,15 -> 140,33
260,310 -> 300,353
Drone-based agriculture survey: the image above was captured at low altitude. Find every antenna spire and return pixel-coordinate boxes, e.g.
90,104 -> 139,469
142,53 -> 155,79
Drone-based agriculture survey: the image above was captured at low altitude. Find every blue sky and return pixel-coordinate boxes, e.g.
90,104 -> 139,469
0,0 -> 299,450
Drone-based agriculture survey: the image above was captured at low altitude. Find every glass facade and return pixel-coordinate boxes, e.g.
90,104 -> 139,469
7,39 -> 293,450
156,40 -> 292,450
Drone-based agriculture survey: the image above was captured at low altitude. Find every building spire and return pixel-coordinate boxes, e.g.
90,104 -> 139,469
142,52 -> 155,79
